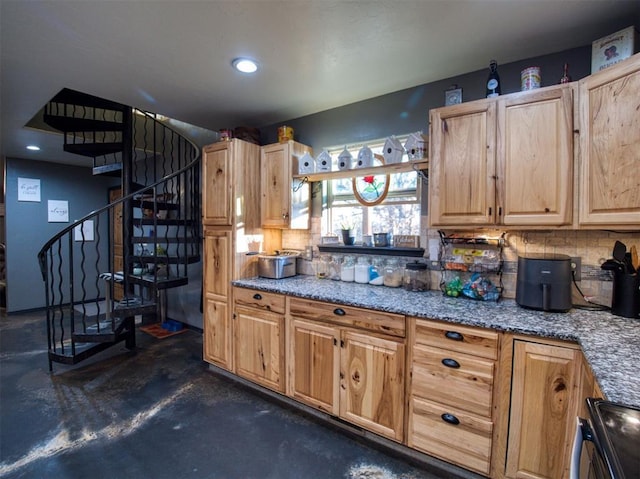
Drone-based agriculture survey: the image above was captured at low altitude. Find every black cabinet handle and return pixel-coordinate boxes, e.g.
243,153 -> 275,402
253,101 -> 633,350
441,413 -> 460,425
333,308 -> 346,316
445,331 -> 464,341
252,293 -> 262,300
442,358 -> 460,369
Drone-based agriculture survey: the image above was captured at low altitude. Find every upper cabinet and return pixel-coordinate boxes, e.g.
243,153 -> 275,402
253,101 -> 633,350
429,84 -> 573,228
202,139 -> 261,229
261,141 -> 312,229
578,53 -> 640,228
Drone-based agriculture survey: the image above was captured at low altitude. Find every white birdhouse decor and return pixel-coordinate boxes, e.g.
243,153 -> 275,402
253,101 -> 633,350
337,147 -> 352,171
355,145 -> 373,168
383,136 -> 404,164
298,152 -> 315,175
315,150 -> 332,172
405,132 -> 427,160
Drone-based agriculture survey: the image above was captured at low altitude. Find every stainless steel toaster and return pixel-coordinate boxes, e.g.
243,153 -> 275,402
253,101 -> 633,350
257,250 -> 299,279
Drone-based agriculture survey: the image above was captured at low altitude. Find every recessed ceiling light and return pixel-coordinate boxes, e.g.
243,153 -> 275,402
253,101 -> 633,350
26,145 -> 41,151
232,58 -> 258,74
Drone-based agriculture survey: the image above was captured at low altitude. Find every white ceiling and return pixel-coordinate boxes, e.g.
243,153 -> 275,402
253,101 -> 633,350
1,0 -> 638,167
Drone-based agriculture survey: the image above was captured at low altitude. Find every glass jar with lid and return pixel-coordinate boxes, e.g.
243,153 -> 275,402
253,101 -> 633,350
383,258 -> 403,287
329,255 -> 342,281
341,255 -> 355,282
315,254 -> 331,279
354,256 -> 370,284
403,261 -> 430,291
369,257 -> 384,285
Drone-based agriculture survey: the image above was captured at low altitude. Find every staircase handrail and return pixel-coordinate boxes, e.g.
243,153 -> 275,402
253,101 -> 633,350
37,110 -> 201,281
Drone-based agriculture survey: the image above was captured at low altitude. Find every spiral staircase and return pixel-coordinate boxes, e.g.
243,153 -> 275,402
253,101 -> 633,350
38,88 -> 201,371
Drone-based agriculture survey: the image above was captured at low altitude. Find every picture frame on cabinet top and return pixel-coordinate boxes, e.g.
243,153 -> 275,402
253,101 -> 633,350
445,85 -> 463,106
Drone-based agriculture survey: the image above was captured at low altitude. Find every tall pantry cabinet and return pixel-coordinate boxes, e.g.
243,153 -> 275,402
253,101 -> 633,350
202,139 -> 270,371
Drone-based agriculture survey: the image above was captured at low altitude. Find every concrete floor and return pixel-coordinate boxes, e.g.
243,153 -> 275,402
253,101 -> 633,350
0,311 -> 473,479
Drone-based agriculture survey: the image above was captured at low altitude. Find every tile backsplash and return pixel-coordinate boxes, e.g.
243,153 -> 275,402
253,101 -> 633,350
282,220 -> 639,306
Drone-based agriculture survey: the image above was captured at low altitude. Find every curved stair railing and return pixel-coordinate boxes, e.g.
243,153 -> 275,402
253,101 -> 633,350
39,96 -> 201,371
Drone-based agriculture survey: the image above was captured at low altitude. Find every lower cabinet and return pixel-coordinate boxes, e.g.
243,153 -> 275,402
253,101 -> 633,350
233,288 -> 286,393
288,298 -> 406,442
408,317 -> 499,476
501,337 -> 582,479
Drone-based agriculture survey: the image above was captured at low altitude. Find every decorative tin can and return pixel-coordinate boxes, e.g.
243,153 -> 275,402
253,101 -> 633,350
278,125 -> 294,143
521,67 -> 541,91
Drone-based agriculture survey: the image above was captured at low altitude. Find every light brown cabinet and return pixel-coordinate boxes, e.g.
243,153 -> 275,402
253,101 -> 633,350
578,52 -> 640,228
408,318 -> 499,476
288,297 -> 406,442
202,139 -> 264,372
429,85 -> 574,228
203,229 -> 232,368
260,141 -> 312,229
501,338 -> 581,479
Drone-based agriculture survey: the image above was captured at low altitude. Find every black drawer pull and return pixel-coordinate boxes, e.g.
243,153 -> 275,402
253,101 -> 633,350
441,413 -> 460,425
333,308 -> 346,316
442,358 -> 460,369
445,331 -> 464,341
252,293 -> 262,300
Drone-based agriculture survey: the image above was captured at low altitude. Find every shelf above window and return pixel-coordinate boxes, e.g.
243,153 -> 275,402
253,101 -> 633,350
293,159 -> 428,182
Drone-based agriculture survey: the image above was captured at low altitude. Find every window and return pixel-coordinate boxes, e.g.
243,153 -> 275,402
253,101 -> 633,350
321,138 -> 421,240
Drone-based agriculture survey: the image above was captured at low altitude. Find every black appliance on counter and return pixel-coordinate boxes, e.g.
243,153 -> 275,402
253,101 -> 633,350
516,253 -> 573,312
571,398 -> 640,479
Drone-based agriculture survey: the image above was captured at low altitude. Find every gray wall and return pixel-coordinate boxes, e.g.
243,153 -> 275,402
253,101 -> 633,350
5,158 -> 118,312
260,45 -> 593,149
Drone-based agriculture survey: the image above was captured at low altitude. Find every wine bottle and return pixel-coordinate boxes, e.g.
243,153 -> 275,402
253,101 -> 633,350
559,63 -> 571,84
486,60 -> 501,98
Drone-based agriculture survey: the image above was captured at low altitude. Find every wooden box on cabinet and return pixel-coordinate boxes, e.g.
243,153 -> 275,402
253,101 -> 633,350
261,141 -> 312,229
288,297 -> 406,442
429,84 -> 574,228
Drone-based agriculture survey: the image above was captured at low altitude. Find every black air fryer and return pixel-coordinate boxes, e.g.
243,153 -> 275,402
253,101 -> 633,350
516,254 -> 572,312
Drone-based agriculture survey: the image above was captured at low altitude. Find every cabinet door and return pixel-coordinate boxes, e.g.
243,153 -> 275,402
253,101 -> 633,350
498,85 -> 573,226
429,100 -> 497,226
202,143 -> 232,225
340,330 -> 405,442
204,230 -> 231,301
203,298 -> 231,369
203,229 -> 232,369
506,340 -> 579,479
234,306 -> 285,393
579,53 -> 640,227
261,142 -> 291,228
288,318 -> 340,414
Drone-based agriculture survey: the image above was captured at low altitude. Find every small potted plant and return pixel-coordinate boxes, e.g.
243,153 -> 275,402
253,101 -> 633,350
340,221 -> 355,246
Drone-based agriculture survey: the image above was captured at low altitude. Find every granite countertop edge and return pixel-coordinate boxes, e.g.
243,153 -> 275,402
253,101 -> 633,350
232,276 -> 640,408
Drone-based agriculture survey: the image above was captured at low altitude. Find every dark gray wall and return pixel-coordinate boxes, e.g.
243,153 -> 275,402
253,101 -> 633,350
261,45 -> 593,149
5,158 -> 119,312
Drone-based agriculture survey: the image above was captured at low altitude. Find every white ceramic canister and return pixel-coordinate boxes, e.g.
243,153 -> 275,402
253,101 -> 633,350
521,67 -> 541,91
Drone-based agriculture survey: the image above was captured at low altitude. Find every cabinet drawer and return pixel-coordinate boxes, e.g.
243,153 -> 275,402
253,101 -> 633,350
414,318 -> 498,360
412,344 -> 494,417
233,287 -> 285,314
289,297 -> 405,338
409,397 -> 492,476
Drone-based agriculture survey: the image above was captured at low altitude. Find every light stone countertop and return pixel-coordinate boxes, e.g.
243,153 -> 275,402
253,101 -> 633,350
233,275 -> 640,408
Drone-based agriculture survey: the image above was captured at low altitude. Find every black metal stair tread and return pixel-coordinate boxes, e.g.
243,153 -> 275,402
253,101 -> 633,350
131,236 -> 197,244
43,114 -> 124,133
50,88 -> 128,112
129,255 -> 200,265
64,142 -> 123,158
71,316 -> 128,342
135,218 -> 198,226
136,200 -> 180,210
93,162 -> 123,176
128,275 -> 189,289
